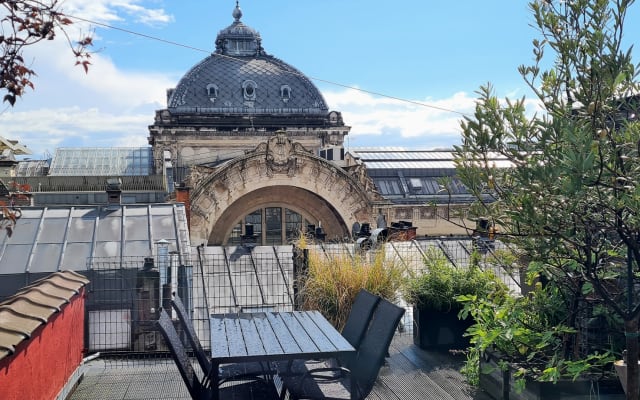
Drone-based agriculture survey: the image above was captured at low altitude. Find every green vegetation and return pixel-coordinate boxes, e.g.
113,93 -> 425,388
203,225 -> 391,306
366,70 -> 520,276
403,248 -> 506,312
453,0 -> 640,396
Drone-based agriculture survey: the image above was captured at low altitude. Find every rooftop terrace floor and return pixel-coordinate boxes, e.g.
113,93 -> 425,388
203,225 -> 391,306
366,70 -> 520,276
68,334 -> 493,400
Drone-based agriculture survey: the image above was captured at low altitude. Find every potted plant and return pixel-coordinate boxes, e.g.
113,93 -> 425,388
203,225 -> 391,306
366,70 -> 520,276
459,274 -> 623,399
450,0 -> 640,397
403,249 -> 506,350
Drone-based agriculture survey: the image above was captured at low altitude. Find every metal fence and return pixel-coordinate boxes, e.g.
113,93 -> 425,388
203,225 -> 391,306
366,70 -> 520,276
81,237 -> 523,362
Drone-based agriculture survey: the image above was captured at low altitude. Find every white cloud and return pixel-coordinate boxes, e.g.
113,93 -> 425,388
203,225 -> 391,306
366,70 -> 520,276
62,0 -> 173,26
322,88 -> 546,149
323,89 -> 476,147
0,107 -> 152,156
0,1 -> 175,156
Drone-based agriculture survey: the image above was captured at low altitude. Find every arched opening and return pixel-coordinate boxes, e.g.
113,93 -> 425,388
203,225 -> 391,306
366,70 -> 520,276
207,186 -> 349,245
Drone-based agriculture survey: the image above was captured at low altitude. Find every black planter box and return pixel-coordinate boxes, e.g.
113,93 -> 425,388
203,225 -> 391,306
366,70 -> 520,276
412,305 -> 473,350
479,351 -> 625,400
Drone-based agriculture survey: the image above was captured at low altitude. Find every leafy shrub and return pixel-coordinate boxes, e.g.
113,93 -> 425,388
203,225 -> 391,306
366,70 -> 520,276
459,278 -> 618,389
403,248 -> 506,312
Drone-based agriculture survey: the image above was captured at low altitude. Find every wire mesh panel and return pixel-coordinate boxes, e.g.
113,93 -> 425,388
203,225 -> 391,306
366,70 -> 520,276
84,256 -> 194,358
80,240 -> 518,362
196,245 -> 294,314
191,245 -> 295,350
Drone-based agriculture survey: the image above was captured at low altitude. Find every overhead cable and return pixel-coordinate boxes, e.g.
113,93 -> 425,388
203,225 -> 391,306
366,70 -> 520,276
67,14 -> 471,117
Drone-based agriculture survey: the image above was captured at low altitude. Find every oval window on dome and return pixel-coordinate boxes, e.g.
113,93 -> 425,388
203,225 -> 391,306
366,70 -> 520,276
242,80 -> 257,100
280,85 -> 291,103
206,84 -> 219,103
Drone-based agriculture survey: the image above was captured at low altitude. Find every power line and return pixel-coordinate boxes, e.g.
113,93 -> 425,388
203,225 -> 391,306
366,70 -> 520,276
66,14 -> 472,117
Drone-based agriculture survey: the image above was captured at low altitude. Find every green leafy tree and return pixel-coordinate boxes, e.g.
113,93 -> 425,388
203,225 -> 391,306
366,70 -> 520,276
454,0 -> 640,398
1,0 -> 92,106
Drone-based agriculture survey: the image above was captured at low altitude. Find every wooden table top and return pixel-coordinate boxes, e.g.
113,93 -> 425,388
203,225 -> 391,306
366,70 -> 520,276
209,310 -> 355,364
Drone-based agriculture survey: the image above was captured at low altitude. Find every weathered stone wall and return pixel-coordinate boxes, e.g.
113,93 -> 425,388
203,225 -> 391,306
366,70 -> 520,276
188,134 -> 373,244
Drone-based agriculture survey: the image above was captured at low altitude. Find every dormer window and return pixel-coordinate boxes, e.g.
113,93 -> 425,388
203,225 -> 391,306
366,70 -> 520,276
206,84 -> 219,103
242,80 -> 257,100
280,85 -> 291,103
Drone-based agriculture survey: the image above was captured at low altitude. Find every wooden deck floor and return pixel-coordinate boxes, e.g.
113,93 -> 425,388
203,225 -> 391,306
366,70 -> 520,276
68,334 -> 493,400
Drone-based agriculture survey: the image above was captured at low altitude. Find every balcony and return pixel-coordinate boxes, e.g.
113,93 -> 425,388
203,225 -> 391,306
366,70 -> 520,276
1,239 -> 506,399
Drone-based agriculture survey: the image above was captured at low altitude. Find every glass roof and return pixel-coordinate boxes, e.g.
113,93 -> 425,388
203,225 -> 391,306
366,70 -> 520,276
0,204 -> 191,274
15,160 -> 50,177
48,147 -> 153,176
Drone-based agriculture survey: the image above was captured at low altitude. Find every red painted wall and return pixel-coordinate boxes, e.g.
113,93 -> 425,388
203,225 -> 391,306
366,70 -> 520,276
0,288 -> 86,400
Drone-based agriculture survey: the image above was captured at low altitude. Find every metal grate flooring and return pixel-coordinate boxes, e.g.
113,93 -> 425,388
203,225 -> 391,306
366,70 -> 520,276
66,335 -> 492,400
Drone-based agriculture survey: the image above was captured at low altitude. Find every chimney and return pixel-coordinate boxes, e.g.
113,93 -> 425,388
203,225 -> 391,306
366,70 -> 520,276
106,178 -> 122,208
175,182 -> 191,229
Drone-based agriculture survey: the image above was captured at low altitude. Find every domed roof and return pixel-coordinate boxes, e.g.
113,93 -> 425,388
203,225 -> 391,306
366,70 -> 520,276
167,3 -> 328,115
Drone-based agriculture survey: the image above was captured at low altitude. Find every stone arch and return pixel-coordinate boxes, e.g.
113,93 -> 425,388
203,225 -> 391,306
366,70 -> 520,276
188,135 -> 373,244
208,186 -> 346,244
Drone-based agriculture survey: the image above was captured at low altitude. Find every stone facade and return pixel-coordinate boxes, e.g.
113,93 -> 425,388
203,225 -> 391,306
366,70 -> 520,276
186,132 -> 378,244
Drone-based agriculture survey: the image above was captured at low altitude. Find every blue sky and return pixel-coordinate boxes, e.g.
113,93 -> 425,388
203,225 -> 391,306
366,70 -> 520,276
2,1 -> 640,158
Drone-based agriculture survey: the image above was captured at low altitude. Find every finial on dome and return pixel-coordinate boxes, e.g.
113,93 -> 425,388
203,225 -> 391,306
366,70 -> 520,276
232,1 -> 242,22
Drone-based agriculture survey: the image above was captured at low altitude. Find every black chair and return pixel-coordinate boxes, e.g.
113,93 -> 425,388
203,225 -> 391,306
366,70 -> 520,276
278,289 -> 380,375
278,298 -> 405,400
171,294 -> 275,385
157,309 -> 280,400
339,289 -> 380,350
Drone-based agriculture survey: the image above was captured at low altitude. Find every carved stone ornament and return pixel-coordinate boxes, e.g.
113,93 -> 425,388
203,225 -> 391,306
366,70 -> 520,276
264,132 -> 309,176
186,165 -> 215,187
350,164 -> 384,201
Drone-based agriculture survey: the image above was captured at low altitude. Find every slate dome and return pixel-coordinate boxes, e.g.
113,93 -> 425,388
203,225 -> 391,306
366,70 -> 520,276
167,3 -> 328,116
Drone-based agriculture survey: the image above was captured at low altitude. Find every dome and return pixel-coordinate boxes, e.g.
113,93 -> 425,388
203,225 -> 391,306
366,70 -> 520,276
167,3 -> 328,116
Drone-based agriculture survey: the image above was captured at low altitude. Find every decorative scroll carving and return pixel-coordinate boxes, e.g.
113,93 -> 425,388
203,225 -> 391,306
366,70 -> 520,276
349,164 -> 383,200
264,131 -> 308,176
186,165 -> 215,188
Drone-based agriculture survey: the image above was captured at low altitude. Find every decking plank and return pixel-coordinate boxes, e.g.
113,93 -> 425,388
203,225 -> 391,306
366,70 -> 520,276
70,332 -> 492,400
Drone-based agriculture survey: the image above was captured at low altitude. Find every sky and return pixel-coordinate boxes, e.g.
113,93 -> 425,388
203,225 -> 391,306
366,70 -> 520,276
2,0 -> 640,159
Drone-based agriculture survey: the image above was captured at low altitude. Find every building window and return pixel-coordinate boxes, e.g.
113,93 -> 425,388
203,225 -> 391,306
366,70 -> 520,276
245,210 -> 262,236
206,84 -> 219,103
229,208 -> 307,245
285,209 -> 303,242
265,207 -> 282,245
280,85 -> 291,103
374,179 -> 402,195
242,80 -> 257,101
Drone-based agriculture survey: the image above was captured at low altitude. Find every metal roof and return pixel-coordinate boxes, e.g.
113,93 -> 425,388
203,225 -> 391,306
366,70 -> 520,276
345,148 -> 512,204
15,160 -> 50,177
363,160 -> 514,170
168,5 -> 327,115
0,204 -> 191,274
12,175 -> 166,192
350,150 -> 459,161
0,271 -> 88,361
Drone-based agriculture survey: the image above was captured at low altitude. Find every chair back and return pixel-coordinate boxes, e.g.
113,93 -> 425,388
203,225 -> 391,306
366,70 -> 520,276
350,298 -> 405,399
340,289 -> 380,349
172,295 -> 210,374
157,310 -> 209,400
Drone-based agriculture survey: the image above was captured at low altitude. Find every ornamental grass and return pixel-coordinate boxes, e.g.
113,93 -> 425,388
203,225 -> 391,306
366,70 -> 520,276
295,237 -> 405,330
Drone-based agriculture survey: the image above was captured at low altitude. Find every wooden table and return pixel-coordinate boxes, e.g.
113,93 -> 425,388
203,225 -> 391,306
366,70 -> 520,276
210,310 -> 355,399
